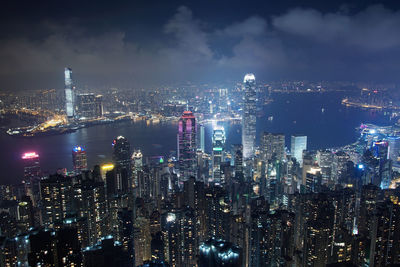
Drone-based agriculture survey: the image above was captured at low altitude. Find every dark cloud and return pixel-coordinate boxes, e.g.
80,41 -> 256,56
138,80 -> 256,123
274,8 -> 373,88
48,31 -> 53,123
273,5 -> 400,50
1,4 -> 400,90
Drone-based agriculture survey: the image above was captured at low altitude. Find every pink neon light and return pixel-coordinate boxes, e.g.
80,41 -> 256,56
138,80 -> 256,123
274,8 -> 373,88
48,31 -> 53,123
22,152 -> 39,159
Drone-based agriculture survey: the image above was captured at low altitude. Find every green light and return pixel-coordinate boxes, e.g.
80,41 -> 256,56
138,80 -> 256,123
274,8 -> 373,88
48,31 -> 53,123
159,157 -> 164,163
213,147 -> 223,151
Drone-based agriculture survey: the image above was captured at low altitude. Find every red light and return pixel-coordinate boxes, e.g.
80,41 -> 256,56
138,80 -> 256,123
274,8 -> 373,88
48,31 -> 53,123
22,152 -> 39,159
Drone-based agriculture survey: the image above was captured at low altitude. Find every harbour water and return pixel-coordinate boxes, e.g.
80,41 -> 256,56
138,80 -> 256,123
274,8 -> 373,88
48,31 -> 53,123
0,92 -> 392,184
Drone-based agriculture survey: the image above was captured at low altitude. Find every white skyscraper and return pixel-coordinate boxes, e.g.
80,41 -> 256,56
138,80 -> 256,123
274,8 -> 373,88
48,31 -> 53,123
242,73 -> 257,159
212,125 -> 225,184
64,67 -> 75,118
291,135 -> 307,166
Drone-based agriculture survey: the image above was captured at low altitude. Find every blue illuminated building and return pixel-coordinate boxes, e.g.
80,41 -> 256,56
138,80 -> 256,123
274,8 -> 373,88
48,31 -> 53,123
199,238 -> 242,267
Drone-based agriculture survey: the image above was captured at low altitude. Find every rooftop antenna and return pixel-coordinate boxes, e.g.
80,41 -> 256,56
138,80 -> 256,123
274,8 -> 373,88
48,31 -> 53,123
186,103 -> 189,111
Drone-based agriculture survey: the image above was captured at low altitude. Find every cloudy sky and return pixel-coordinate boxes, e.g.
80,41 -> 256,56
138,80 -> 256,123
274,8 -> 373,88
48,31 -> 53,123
1,0 -> 400,90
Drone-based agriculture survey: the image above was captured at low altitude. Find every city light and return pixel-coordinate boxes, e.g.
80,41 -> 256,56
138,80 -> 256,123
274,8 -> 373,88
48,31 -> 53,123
101,164 -> 114,171
73,146 -> 85,152
22,152 -> 39,159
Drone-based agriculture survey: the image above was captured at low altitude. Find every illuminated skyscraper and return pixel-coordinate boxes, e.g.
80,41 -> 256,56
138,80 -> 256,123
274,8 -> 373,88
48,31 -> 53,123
40,174 -> 73,228
178,110 -> 197,181
132,150 -> 143,187
64,67 -> 75,119
72,145 -> 87,172
232,144 -> 244,180
22,152 -> 41,182
212,126 -> 225,184
242,73 -> 257,159
290,135 -> 307,166
199,124 -> 205,153
22,152 -> 41,206
112,136 -> 132,192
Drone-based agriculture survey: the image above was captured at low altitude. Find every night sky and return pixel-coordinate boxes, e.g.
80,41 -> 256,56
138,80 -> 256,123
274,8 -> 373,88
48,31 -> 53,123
1,0 -> 400,90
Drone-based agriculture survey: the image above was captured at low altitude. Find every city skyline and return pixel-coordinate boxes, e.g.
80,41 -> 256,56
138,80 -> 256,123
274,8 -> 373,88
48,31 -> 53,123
1,1 -> 400,267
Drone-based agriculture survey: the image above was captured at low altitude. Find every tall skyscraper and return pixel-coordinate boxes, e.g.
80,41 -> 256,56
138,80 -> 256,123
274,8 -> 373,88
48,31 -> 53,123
22,152 -> 41,206
22,152 -> 41,182
212,126 -> 225,184
199,124 -> 205,153
242,73 -> 257,159
64,67 -> 75,119
72,145 -> 87,172
112,136 -> 132,192
177,110 -> 197,181
232,144 -> 243,180
291,135 -> 307,165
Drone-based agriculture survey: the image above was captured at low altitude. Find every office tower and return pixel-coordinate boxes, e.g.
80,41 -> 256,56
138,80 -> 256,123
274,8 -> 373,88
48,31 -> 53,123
260,132 -> 285,161
177,110 -> 197,181
64,67 -> 75,119
72,145 -> 88,172
290,135 -> 307,166
40,174 -> 73,228
113,136 -> 131,168
212,126 -> 225,184
242,73 -> 257,159
388,136 -> 400,164
232,144 -> 243,180
132,150 -> 143,171
22,152 -> 41,181
76,93 -> 97,119
199,238 -> 242,267
199,124 -> 205,153
372,141 -> 392,189
305,167 -> 322,193
21,151 -> 41,206
132,149 -> 143,187
113,136 -> 132,192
